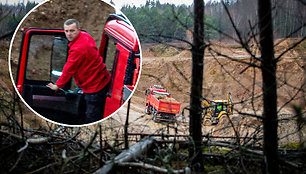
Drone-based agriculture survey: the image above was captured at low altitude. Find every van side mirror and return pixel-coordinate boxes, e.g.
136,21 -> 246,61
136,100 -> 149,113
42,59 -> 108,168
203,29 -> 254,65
145,89 -> 149,96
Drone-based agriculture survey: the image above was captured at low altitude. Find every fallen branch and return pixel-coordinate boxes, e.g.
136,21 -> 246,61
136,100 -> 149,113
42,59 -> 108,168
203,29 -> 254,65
17,141 -> 28,153
209,141 -> 263,156
93,137 -> 156,174
77,141 -> 100,160
128,132 -> 257,139
9,151 -> 24,172
17,137 -> 51,153
0,129 -> 23,140
27,137 -> 51,144
281,159 -> 300,169
26,162 -> 58,174
117,162 -> 185,174
0,130 -> 51,144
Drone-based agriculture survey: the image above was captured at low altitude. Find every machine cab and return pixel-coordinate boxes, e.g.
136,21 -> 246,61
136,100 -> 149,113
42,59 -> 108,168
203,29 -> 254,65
210,100 -> 227,117
14,14 -> 141,125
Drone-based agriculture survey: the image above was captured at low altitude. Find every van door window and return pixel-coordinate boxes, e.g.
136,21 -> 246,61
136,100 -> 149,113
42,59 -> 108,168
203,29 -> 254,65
104,36 -> 117,73
26,34 -> 78,90
51,36 -> 69,83
50,36 -> 77,90
26,35 -> 53,81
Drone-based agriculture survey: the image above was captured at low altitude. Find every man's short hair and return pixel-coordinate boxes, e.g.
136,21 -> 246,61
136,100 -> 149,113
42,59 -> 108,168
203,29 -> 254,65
64,19 -> 80,29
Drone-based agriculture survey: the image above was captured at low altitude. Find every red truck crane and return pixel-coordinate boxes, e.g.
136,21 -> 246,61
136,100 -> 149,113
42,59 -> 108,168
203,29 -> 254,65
13,14 -> 140,125
145,85 -> 181,122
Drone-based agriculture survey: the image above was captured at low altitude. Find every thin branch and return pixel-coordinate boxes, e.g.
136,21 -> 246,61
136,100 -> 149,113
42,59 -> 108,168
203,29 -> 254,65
207,48 -> 253,93
277,82 -> 305,113
172,62 -> 190,83
9,151 -> 24,172
295,0 -> 306,6
141,73 -> 166,87
274,24 -> 306,47
275,37 -> 306,61
236,111 -> 263,120
26,162 -> 58,174
170,6 -> 192,36
222,1 -> 259,61
208,46 -> 260,68
205,22 -> 241,44
139,33 -> 193,46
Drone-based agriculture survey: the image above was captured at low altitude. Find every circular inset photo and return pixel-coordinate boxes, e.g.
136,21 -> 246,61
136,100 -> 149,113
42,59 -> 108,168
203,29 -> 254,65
9,0 -> 141,126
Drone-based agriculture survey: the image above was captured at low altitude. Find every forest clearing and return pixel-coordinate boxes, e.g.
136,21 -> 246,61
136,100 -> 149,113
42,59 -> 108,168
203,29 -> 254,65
1,37 -> 305,173
1,0 -> 305,173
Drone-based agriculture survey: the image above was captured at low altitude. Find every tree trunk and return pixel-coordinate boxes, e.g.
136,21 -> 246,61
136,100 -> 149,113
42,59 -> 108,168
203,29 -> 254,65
124,99 -> 131,149
258,0 -> 279,173
189,0 -> 204,171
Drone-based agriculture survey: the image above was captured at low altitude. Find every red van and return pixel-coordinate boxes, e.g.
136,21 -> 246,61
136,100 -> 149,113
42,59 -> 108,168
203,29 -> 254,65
14,14 -> 141,125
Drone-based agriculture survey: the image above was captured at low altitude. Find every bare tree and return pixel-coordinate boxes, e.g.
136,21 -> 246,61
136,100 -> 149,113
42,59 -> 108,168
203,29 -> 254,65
189,0 -> 205,171
258,0 -> 279,173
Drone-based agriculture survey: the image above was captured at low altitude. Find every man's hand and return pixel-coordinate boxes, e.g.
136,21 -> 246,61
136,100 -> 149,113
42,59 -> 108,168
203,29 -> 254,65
46,83 -> 59,91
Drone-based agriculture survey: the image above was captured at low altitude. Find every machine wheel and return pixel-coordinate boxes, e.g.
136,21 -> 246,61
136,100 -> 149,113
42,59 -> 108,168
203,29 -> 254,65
145,105 -> 151,114
204,119 -> 212,126
151,113 -> 157,121
218,114 -> 229,126
150,110 -> 155,120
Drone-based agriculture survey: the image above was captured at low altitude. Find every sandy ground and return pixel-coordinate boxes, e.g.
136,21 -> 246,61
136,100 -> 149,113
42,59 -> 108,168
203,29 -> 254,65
110,40 -> 305,145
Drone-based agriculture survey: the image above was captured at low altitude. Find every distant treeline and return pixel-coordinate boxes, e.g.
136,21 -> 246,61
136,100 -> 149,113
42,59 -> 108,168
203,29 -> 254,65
121,1 -> 193,43
0,2 -> 37,39
1,0 -> 304,42
121,0 -> 305,43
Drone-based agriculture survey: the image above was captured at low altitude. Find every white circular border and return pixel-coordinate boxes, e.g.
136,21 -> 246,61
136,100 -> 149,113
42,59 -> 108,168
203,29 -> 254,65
8,0 -> 143,127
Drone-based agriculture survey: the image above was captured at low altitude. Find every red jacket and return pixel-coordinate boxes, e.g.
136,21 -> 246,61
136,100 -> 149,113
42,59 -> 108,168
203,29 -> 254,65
56,31 -> 111,93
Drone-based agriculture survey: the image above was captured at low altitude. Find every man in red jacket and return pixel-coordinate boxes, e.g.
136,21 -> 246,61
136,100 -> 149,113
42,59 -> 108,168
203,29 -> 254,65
47,19 -> 111,124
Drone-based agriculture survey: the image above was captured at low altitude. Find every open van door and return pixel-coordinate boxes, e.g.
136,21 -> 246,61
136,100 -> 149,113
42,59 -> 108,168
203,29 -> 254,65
99,14 -> 141,118
15,28 -> 85,125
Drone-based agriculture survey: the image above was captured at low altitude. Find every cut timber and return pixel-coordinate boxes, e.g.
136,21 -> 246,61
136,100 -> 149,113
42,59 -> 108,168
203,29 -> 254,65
93,137 -> 156,174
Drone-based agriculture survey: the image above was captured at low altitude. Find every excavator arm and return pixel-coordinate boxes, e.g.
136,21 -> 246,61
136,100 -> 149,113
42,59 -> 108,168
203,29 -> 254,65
227,92 -> 233,115
201,98 -> 211,108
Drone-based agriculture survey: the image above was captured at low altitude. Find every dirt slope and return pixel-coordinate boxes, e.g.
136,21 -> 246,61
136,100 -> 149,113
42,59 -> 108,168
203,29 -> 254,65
122,39 -> 305,145
138,39 -> 305,112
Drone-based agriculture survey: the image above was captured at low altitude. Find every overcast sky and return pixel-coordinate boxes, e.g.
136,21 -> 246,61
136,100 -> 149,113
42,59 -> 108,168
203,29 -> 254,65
0,0 -> 194,7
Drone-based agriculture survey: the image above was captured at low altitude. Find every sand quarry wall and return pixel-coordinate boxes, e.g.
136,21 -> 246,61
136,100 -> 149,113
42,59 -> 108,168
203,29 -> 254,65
136,40 -> 305,115
134,40 -> 305,145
